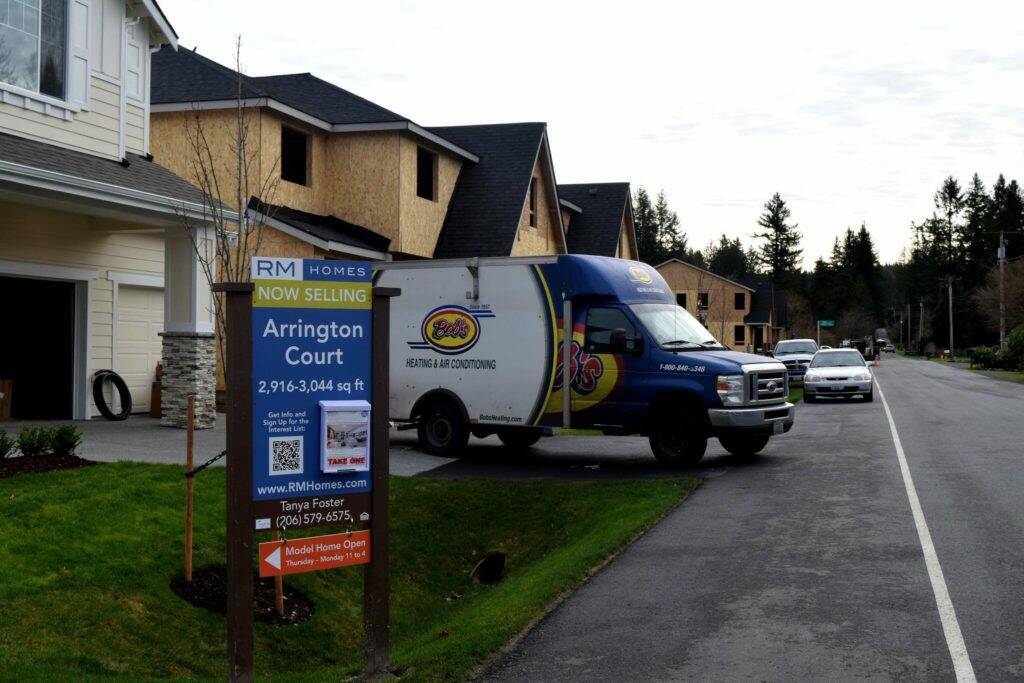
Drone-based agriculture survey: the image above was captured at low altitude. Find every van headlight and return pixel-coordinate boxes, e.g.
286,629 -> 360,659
855,371 -> 872,381
716,375 -> 745,405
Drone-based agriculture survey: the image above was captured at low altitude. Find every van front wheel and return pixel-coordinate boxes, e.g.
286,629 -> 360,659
648,414 -> 707,466
719,433 -> 770,459
417,402 -> 469,456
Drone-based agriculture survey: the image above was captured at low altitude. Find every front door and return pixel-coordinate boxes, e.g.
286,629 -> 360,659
753,326 -> 764,353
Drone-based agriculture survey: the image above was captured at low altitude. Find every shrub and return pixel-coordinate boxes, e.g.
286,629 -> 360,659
972,346 -> 999,369
17,427 -> 55,458
1005,325 -> 1024,371
52,425 -> 82,457
0,430 -> 16,459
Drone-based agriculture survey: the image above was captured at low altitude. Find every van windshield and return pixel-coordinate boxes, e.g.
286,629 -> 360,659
629,303 -> 725,350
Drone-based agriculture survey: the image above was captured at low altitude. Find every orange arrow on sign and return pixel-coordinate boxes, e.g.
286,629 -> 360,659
259,530 -> 371,577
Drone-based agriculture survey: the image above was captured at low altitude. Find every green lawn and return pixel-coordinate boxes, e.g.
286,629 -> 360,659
789,386 -> 804,403
0,463 -> 696,681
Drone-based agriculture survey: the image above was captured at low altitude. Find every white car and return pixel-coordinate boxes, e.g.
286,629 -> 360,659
803,349 -> 873,402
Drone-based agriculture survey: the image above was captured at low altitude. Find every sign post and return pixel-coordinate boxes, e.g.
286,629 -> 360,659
216,261 -> 398,682
213,281 -> 256,683
817,319 -> 835,345
365,286 -> 398,677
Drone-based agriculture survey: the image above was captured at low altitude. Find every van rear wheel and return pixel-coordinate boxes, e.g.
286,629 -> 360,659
648,413 -> 707,466
417,401 -> 469,456
497,427 -> 543,450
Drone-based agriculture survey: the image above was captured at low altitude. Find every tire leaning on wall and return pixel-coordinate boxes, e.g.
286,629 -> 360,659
92,370 -> 132,421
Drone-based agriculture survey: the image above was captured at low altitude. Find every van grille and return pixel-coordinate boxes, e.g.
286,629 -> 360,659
749,371 -> 787,404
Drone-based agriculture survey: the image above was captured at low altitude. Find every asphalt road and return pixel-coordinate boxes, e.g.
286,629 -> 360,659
478,355 -> 1024,681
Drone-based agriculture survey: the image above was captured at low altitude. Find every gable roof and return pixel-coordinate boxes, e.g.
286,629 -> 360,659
247,197 -> 390,259
655,258 -> 755,292
150,48 -> 477,161
558,182 -> 632,257
428,122 -> 558,258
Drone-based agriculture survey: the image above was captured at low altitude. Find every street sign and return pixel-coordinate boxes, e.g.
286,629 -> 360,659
251,258 -> 373,530
259,530 -> 371,577
818,319 -> 836,328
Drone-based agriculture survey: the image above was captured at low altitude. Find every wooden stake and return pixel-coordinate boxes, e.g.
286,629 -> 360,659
185,393 -> 196,582
272,530 -> 285,617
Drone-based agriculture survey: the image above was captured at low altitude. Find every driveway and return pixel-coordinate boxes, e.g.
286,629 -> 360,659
483,354 -> 1024,681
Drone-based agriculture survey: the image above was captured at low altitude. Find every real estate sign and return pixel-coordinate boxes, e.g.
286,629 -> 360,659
818,319 -> 836,328
250,257 -> 373,530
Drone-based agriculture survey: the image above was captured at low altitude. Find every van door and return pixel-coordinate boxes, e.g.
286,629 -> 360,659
566,305 -> 646,424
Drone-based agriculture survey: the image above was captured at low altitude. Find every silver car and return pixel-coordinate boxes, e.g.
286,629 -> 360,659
803,349 -> 874,402
771,338 -> 818,384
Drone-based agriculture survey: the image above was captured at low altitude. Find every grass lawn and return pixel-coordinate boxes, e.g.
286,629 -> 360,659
967,367 -> 1024,383
0,463 -> 696,681
789,386 -> 804,403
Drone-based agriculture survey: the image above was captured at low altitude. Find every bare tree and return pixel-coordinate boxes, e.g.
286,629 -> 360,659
174,37 -> 281,379
974,258 -> 1024,335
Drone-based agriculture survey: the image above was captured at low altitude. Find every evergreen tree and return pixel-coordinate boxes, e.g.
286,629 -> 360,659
753,193 -> 803,286
654,190 -> 688,260
633,186 -> 659,264
704,235 -> 751,280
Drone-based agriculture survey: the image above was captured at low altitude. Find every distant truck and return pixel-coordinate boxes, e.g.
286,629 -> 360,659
376,256 -> 795,466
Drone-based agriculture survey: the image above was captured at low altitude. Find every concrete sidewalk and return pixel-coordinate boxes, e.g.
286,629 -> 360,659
1,416 -> 451,476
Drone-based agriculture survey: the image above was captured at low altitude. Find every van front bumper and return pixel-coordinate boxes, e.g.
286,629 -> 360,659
707,402 -> 795,434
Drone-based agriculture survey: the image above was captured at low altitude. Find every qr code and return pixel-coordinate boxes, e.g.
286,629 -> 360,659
269,436 -> 303,476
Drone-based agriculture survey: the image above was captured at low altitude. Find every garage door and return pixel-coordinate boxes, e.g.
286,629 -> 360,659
116,285 -> 164,413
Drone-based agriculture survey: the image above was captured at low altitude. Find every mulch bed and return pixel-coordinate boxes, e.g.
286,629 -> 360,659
170,565 -> 316,626
0,454 -> 97,479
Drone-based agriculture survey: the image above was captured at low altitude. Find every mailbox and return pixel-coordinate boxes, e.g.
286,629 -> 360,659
319,399 -> 371,474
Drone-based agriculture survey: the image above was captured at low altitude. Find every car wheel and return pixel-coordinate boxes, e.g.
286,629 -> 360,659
648,411 -> 707,466
497,427 -> 543,450
719,434 -> 770,459
864,390 -> 874,403
417,401 -> 469,456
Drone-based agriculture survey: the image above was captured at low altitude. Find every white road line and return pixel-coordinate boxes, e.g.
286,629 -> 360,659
875,380 -> 977,682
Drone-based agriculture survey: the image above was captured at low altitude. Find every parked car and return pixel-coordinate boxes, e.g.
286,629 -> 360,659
803,349 -> 874,402
770,338 -> 819,384
377,255 -> 795,465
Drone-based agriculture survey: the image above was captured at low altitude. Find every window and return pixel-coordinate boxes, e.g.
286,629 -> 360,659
0,0 -> 68,99
280,126 -> 309,186
585,307 -> 638,354
734,292 -> 745,310
416,146 -> 437,200
697,292 -> 709,309
676,292 -> 687,308
528,176 -> 538,227
734,325 -> 745,345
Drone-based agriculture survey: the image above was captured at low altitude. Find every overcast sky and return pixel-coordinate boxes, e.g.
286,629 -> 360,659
165,0 -> 1024,267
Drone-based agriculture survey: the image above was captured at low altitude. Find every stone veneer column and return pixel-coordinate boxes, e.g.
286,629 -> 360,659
160,331 -> 217,428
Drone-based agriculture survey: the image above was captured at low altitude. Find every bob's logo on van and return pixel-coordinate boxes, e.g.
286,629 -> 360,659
408,305 -> 493,355
628,265 -> 652,284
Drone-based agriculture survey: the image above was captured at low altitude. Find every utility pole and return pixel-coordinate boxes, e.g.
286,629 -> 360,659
947,278 -> 954,356
906,303 -> 911,351
999,232 -> 1007,350
918,300 -> 923,348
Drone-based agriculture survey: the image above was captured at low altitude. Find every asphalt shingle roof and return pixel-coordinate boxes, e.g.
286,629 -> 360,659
427,122 -> 546,258
0,132 -> 207,204
558,182 -> 630,257
152,48 -> 408,125
248,198 -> 390,254
743,279 -> 789,328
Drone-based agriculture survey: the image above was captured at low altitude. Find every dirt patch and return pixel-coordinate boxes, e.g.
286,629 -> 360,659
170,565 -> 316,626
0,454 -> 97,479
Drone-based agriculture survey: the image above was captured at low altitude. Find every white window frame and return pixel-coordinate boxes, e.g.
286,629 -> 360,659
0,0 -> 80,117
